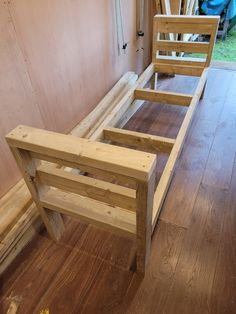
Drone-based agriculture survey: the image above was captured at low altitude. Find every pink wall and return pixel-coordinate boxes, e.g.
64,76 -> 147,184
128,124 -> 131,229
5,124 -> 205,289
0,0 -> 153,198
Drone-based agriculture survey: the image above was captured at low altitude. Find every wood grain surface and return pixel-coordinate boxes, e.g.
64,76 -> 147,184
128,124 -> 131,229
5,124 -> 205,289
1,68 -> 236,313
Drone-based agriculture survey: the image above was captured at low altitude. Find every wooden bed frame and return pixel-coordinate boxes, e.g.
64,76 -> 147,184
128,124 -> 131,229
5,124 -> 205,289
6,15 -> 219,274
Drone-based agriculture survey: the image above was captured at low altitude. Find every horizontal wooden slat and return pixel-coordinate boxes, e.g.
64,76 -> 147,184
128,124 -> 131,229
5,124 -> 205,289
154,55 -> 207,67
156,22 -> 214,35
6,125 -> 156,181
30,152 -> 138,189
154,15 -> 220,24
36,164 -> 137,211
134,88 -> 192,106
155,40 -> 209,53
154,15 -> 219,35
103,127 -> 175,154
154,63 -> 204,76
40,188 -> 136,237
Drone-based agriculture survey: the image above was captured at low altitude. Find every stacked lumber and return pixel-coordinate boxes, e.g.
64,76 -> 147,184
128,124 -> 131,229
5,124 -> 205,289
0,71 -> 138,275
155,0 -> 198,15
155,0 -> 199,54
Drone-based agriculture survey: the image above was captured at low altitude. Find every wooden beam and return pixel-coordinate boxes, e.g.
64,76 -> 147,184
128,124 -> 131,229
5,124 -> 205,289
40,188 -> 136,237
36,164 -> 137,211
8,147 -> 65,242
154,63 -> 204,76
155,40 -> 209,54
154,15 -> 220,25
6,125 -> 156,182
134,88 -> 192,106
206,16 -> 219,66
169,0 -> 181,15
103,127 -> 175,154
154,55 -> 207,67
136,171 -> 155,273
156,21 -> 214,35
152,68 -> 209,231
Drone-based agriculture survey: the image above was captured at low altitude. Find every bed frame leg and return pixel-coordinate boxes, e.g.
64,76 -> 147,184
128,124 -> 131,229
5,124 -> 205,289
135,171 -> 155,274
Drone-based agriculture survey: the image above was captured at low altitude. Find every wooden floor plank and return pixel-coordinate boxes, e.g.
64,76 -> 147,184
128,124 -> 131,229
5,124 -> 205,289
124,221 -> 185,314
76,225 -> 135,269
0,219 -> 88,314
34,250 -> 104,314
1,68 -> 236,314
194,68 -> 233,123
202,113 -> 236,189
162,184 -> 227,314
210,155 -> 236,314
160,118 -> 217,227
76,263 -> 133,314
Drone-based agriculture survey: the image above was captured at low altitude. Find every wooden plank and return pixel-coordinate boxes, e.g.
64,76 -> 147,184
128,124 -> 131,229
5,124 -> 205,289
134,88 -> 192,106
0,179 -> 32,240
8,147 -> 65,242
169,0 -> 182,15
160,0 -> 171,15
154,55 -> 207,67
206,17 -> 219,67
152,68 -> 209,231
155,63 -> 204,76
36,164 -> 137,211
210,157 -> 236,313
123,221 -> 185,313
0,204 -> 38,260
0,206 -> 41,275
30,152 -> 138,189
116,99 -> 144,129
156,22 -> 214,35
103,127 -> 175,154
182,0 -> 190,14
154,15 -> 220,24
155,0 -> 162,14
136,171 -> 155,273
89,63 -> 155,141
156,1 -> 175,54
156,40 -> 209,54
6,125 -> 156,182
160,118 -> 218,229
40,188 -> 136,237
162,185 -> 227,313
0,220 -> 87,313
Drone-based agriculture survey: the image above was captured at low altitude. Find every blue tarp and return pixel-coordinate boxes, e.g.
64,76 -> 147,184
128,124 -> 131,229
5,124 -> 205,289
202,0 -> 236,20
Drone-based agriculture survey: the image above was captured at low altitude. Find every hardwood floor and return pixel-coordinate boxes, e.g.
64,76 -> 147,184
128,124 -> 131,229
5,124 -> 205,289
1,68 -> 236,314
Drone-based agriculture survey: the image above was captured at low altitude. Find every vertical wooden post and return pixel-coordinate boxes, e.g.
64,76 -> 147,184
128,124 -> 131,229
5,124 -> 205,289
150,73 -> 157,90
136,171 -> 155,273
9,147 -> 64,241
206,17 -> 219,67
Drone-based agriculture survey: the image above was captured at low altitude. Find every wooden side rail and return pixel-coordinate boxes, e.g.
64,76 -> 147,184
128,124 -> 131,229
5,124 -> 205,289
6,125 -> 156,273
